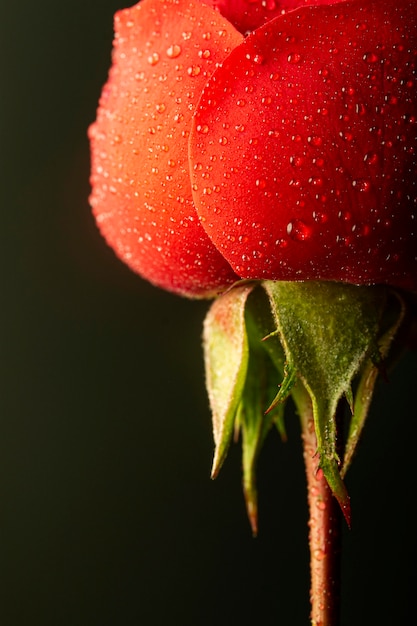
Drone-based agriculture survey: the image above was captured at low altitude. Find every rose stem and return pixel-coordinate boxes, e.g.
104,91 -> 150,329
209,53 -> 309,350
300,401 -> 342,626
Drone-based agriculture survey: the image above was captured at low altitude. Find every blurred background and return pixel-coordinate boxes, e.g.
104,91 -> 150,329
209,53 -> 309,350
1,1 -> 416,624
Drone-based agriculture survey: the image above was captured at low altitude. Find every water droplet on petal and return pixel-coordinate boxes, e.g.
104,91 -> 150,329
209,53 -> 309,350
287,52 -> 302,64
363,51 -> 379,63
290,155 -> 304,167
187,65 -> 201,76
308,135 -> 323,147
340,130 -> 354,142
252,53 -> 265,65
287,219 -> 312,241
199,49 -> 211,59
313,211 -> 328,223
352,178 -> 371,192
309,176 -> 323,187
166,44 -> 181,58
364,151 -> 379,165
147,52 -> 160,65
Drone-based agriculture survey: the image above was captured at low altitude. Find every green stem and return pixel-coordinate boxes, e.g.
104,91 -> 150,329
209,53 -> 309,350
300,398 -> 342,626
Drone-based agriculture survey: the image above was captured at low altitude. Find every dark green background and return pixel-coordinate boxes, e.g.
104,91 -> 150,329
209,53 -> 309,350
2,1 -> 416,624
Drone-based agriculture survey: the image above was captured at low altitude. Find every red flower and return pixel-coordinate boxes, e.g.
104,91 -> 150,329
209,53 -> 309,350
89,0 -> 417,296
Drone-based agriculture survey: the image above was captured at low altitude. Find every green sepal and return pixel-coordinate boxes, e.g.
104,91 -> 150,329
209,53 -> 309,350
203,283 -> 254,477
239,289 -> 288,534
342,290 -> 407,477
248,293 -> 289,440
263,280 -> 388,524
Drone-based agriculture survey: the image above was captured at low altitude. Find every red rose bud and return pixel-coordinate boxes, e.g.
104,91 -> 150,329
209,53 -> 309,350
89,2 -> 416,613
90,0 -> 416,296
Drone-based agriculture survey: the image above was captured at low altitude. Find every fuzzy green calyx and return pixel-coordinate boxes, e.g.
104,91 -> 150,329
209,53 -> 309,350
203,280 -> 405,533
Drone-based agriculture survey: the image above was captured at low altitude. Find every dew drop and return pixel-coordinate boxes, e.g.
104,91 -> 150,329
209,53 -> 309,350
364,151 -> 379,165
196,124 -> 209,134
166,44 -> 182,58
355,102 -> 367,115
199,49 -> 211,59
314,549 -> 325,561
308,135 -> 323,147
309,176 -> 323,187
287,219 -> 312,241
384,93 -> 398,105
187,65 -> 201,76
352,178 -> 371,192
147,52 -> 160,65
219,136 -> 228,145
339,210 -> 352,221
340,130 -> 354,142
313,211 -> 328,223
356,21 -> 368,31
363,51 -> 379,63
252,53 -> 265,65
290,155 -> 304,167
287,52 -> 302,64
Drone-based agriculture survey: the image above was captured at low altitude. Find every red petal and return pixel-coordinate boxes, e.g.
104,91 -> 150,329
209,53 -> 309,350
209,0 -> 347,35
89,0 -> 242,297
190,0 -> 417,291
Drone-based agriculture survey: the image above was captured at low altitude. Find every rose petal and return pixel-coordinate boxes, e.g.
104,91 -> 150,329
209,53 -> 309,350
89,0 -> 242,297
190,0 -> 417,291
209,0 -> 347,35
